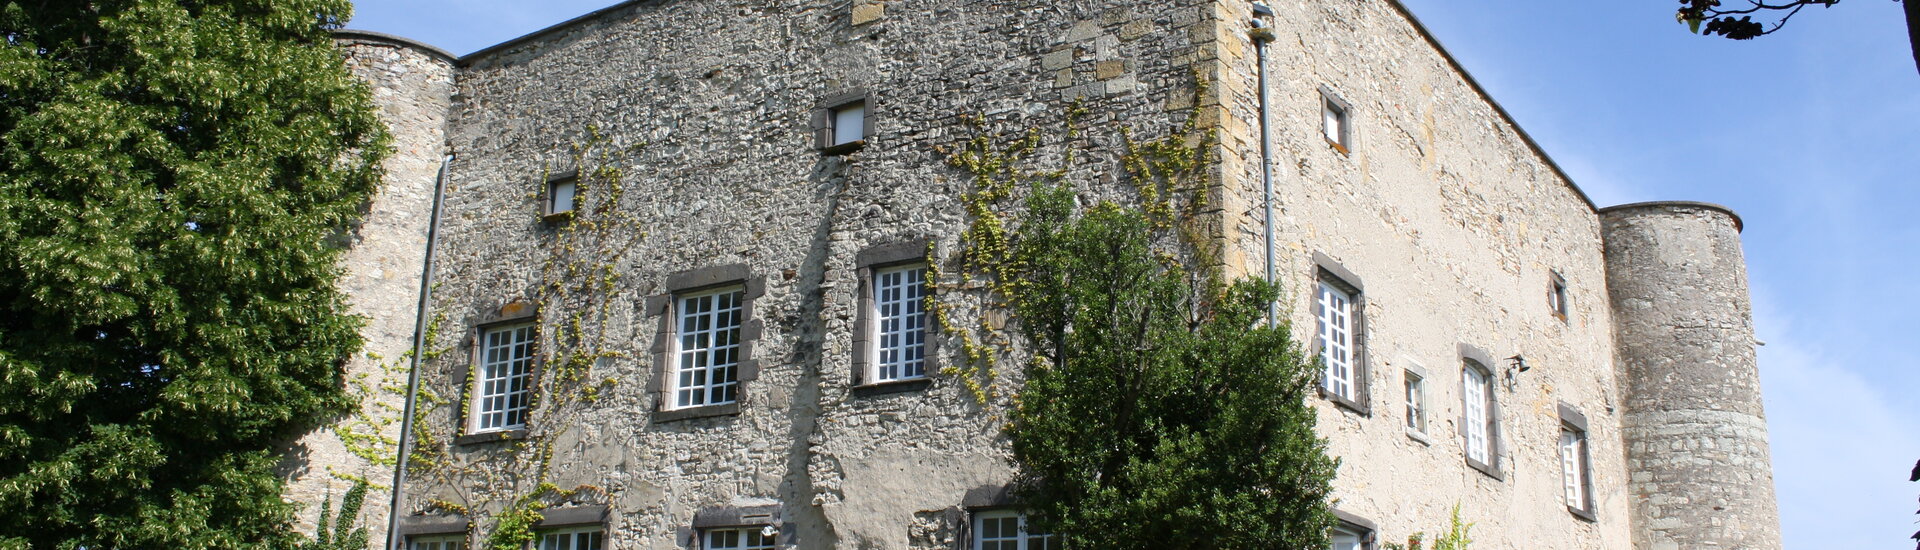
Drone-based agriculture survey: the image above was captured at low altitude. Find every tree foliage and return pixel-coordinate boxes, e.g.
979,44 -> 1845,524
0,0 -> 387,548
1674,0 -> 1920,75
1001,184 -> 1338,549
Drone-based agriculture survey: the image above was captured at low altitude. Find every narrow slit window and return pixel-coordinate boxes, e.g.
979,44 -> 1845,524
873,264 -> 929,382
673,287 -> 744,409
475,323 -> 535,432
1404,370 -> 1427,434
1548,271 -> 1569,320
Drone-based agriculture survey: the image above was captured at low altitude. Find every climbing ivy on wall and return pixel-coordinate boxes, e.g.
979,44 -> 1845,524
932,71 -> 1339,549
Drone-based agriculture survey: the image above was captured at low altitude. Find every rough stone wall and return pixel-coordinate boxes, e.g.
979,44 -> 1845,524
397,1 -> 1214,549
317,1 -> 1782,549
1601,203 -> 1779,550
278,34 -> 454,538
1210,1 -> 1632,547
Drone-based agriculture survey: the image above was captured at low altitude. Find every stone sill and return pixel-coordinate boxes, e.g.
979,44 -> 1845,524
1568,505 -> 1597,523
1466,456 -> 1505,482
1406,429 -> 1433,446
654,402 -> 740,424
454,428 -> 527,446
851,377 -> 932,398
1318,387 -> 1370,417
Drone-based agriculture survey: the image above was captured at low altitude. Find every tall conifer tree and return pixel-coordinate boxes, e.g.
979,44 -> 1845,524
0,1 -> 386,547
1003,185 -> 1339,549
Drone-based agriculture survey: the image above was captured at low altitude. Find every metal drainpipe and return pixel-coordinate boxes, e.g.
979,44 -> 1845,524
385,154 -> 453,550
1252,4 -> 1278,327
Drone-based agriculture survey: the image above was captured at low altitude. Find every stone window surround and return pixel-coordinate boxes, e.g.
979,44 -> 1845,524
812,89 -> 874,155
541,169 -> 579,223
1547,269 -> 1569,322
1458,343 -> 1505,481
646,264 -> 765,423
1331,508 -> 1379,550
1558,402 -> 1598,522
691,504 -> 788,548
1309,251 -> 1369,416
1319,84 -> 1355,155
1402,357 -> 1431,445
967,508 -> 1056,550
454,303 -> 538,446
851,238 -> 937,397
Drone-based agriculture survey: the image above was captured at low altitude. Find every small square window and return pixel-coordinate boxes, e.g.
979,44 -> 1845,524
832,101 -> 865,147
814,92 -> 872,154
545,175 -> 578,220
1321,89 -> 1352,153
1548,271 -> 1569,320
408,535 -> 466,550
536,526 -> 603,550
705,526 -> 777,550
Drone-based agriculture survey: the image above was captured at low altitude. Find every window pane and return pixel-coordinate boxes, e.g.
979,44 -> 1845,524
874,265 -> 929,382
550,179 -> 576,213
833,102 -> 865,145
673,288 -> 743,409
1316,282 -> 1354,400
476,322 -> 535,431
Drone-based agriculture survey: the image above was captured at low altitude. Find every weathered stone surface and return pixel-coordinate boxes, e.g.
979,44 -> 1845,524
1602,203 -> 1779,550
281,31 -> 454,539
310,1 -> 1779,549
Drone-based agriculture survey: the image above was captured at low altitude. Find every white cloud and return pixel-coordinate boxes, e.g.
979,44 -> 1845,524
1755,297 -> 1919,549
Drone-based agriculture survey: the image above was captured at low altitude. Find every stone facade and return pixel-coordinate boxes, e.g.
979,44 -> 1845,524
306,1 -> 1781,549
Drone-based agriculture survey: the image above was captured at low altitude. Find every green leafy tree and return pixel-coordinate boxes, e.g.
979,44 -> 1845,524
1673,0 -> 1920,75
1001,184 -> 1339,549
0,0 -> 387,548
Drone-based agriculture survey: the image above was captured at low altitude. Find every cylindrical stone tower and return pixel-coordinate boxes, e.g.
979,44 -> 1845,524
277,30 -> 456,538
1600,201 -> 1781,550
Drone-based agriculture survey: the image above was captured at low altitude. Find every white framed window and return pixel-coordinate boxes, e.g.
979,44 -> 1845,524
972,510 -> 1056,550
1463,361 -> 1493,465
473,322 -> 536,432
537,526 -> 603,550
1315,281 -> 1356,401
672,286 -> 744,409
832,101 -> 866,147
1561,426 -> 1593,516
872,264 -> 929,382
1404,369 -> 1427,434
705,526 -> 777,550
408,534 -> 466,550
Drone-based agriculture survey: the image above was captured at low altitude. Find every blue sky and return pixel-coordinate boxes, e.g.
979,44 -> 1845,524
350,1 -> 1918,547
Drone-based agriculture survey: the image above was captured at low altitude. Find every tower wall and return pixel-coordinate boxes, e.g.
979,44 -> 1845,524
1600,202 -> 1780,550
278,31 -> 455,538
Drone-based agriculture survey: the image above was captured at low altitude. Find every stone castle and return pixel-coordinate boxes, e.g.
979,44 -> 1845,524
278,1 -> 1783,548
